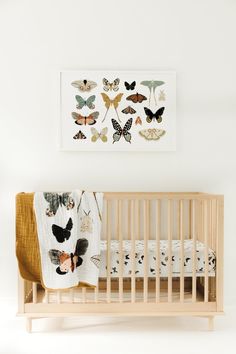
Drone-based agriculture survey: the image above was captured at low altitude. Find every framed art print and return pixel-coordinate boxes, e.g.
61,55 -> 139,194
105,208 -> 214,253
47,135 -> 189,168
60,71 -> 176,151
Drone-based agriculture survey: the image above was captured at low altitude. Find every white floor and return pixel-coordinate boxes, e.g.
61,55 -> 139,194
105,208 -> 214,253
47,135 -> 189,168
0,299 -> 236,354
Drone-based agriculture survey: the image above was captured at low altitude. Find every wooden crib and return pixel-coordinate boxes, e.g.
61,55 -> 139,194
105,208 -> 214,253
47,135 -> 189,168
17,192 -> 224,332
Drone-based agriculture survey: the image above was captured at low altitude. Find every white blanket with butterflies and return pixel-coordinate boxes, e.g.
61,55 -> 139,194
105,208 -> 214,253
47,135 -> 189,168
33,190 -> 103,290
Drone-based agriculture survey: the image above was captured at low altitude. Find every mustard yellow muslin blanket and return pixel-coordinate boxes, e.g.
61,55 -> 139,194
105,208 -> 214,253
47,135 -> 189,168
16,193 -> 41,282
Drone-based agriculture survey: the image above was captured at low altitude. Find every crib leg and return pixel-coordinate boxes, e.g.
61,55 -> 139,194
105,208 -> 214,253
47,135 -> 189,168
208,316 -> 214,331
26,317 -> 32,333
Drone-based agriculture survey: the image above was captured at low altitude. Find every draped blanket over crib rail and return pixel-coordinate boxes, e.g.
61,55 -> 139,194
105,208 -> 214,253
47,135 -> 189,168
30,191 -> 103,289
16,191 -> 103,289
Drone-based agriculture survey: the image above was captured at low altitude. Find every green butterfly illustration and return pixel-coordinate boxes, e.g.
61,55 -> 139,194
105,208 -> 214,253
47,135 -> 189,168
75,95 -> 96,110
140,80 -> 165,106
43,192 -> 75,217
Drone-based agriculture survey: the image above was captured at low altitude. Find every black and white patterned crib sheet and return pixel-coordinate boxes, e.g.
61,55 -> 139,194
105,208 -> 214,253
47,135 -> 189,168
99,239 -> 216,277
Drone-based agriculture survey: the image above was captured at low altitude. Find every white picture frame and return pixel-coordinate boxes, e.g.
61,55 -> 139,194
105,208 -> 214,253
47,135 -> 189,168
60,70 -> 176,151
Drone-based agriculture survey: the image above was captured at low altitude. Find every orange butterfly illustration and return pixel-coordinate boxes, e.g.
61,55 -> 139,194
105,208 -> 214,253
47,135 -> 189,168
71,111 -> 99,125
135,116 -> 142,125
101,93 -> 123,122
126,93 -> 147,104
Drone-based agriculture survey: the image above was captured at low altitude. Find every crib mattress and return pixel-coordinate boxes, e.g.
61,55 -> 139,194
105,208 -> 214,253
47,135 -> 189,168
99,239 -> 216,277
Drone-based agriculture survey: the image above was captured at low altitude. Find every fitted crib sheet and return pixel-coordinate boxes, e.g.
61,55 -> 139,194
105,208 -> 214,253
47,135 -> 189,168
99,239 -> 216,277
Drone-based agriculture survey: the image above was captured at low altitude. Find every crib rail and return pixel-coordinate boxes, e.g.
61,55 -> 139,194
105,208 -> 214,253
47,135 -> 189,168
18,192 -> 224,323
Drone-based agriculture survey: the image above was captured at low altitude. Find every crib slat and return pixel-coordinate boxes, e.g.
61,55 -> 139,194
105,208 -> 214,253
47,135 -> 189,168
32,282 -> 37,304
137,200 -> 140,240
212,200 -> 217,256
177,200 -> 180,240
57,290 -> 61,304
118,200 -> 123,303
69,288 -> 74,303
192,200 -> 197,302
94,284 -> 98,303
209,200 -> 214,301
82,287 -> 86,303
131,200 -> 135,303
209,199 -> 212,249
115,199 -> 119,303
143,200 -> 148,303
180,200 -> 184,303
128,199 -> 131,240
189,200 -> 192,239
200,200 -> 204,243
167,200 -> 172,303
155,200 -> 161,303
204,200 -> 209,302
44,289 -> 49,303
214,199 -> 218,252
106,200 -> 111,303
216,198 -> 224,311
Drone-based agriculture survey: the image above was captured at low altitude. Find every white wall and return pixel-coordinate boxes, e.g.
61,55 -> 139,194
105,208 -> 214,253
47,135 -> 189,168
0,0 -> 235,304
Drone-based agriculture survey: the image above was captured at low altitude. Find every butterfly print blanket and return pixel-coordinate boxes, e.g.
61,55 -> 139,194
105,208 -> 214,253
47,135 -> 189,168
33,190 -> 103,289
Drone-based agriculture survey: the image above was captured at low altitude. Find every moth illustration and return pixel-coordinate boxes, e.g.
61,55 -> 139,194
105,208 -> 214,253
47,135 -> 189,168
90,255 -> 100,269
71,79 -> 97,92
75,95 -> 95,110
103,78 -> 120,92
124,81 -> 136,90
48,238 -> 89,275
91,127 -> 108,142
52,218 -> 73,243
72,111 -> 99,125
80,210 -> 93,233
126,92 -> 147,104
140,80 -> 165,106
121,106 -> 136,114
73,130 -> 87,140
101,93 -> 123,122
158,90 -> 166,101
111,118 -> 133,144
139,128 -> 166,141
144,107 -> 165,123
43,193 -> 75,217
135,116 -> 142,125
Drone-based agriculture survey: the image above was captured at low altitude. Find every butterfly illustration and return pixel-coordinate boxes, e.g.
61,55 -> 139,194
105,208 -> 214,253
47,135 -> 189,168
158,90 -> 166,101
72,111 -> 99,125
140,80 -> 165,106
124,81 -> 136,90
71,79 -> 97,92
101,93 -> 123,122
91,127 -> 108,142
126,93 -> 147,104
52,218 -> 73,243
111,118 -> 133,144
103,78 -> 120,92
90,255 -> 100,269
75,95 -> 95,109
121,106 -> 136,114
139,128 -> 166,141
144,107 -> 165,123
43,193 -> 75,217
135,116 -> 142,125
80,210 -> 93,233
73,130 -> 87,140
48,238 -> 89,275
